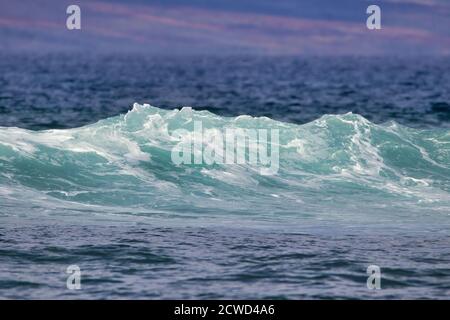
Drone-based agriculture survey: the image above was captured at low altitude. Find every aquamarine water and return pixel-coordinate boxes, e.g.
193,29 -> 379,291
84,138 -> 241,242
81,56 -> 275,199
1,104 -> 449,299
1,103 -> 450,220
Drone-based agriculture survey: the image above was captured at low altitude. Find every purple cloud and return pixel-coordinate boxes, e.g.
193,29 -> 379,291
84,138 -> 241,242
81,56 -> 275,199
0,0 -> 449,55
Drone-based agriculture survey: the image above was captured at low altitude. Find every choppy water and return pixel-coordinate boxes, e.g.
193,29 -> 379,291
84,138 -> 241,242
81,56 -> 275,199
0,55 -> 449,299
1,55 -> 449,130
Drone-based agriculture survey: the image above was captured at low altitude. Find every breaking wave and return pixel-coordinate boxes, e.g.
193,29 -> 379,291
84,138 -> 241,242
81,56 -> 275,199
1,103 -> 449,222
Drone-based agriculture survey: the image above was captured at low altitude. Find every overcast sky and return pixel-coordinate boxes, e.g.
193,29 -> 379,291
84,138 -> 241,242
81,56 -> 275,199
1,0 -> 449,55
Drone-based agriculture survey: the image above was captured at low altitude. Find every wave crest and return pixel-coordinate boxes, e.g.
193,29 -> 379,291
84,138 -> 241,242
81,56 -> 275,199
1,103 -> 449,216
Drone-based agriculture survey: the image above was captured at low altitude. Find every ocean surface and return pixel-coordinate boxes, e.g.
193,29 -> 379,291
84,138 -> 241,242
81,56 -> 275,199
0,55 -> 449,299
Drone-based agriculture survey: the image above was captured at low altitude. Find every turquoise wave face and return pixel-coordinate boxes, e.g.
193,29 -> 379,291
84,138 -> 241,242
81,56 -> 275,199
0,104 -> 449,227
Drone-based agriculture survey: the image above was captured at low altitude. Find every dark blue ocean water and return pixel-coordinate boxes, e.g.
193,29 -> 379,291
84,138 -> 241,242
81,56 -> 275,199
1,55 -> 449,130
0,54 -> 449,299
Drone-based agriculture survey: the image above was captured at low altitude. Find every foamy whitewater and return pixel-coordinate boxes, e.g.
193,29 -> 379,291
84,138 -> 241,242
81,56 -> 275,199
1,104 -> 450,299
1,103 -> 449,223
